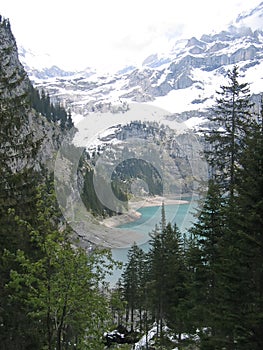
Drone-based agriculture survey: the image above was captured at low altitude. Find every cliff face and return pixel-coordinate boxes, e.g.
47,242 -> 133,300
0,18 -> 30,99
128,28 -> 263,101
0,17 -> 63,172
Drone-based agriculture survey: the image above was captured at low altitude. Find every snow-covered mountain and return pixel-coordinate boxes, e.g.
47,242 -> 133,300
18,46 -> 96,80
19,2 -> 263,117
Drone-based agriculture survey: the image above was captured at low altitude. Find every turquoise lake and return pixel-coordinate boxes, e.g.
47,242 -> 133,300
107,198 -> 198,285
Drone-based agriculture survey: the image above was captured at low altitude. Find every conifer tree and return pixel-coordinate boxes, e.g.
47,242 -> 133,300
147,224 -> 165,338
147,219 -> 187,341
109,281 -> 126,326
233,98 -> 263,349
188,180 -> 229,347
205,65 -> 253,198
194,67 -> 260,349
161,223 -> 187,338
121,242 -> 146,331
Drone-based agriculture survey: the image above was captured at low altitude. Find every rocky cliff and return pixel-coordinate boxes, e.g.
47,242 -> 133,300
0,17 -> 65,172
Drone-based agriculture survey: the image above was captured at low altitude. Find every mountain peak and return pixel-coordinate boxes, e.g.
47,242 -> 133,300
18,2 -> 263,116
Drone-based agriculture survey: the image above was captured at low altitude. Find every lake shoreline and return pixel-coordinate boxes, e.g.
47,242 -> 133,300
101,195 -> 190,228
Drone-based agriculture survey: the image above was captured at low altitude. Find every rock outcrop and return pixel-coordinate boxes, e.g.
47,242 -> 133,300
0,17 -> 65,172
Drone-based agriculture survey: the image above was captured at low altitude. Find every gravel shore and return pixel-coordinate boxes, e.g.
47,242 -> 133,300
74,196 -> 190,249
102,195 -> 189,228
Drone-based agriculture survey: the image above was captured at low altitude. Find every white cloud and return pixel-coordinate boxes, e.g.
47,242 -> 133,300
1,0 -> 261,71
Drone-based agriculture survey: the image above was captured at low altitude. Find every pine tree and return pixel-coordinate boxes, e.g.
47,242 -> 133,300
194,67 -> 261,349
109,281 -> 126,326
147,219 -> 187,343
204,65 -> 253,198
147,224 -> 165,338
121,242 -> 146,332
232,98 -> 263,349
161,223 -> 187,339
187,183 -> 250,349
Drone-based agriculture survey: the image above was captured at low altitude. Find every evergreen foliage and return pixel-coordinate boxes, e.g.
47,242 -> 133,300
204,65 -> 253,198
190,69 -> 263,349
119,69 -> 263,350
0,18 -> 115,349
81,166 -> 128,217
28,85 -> 73,129
120,218 -> 188,346
121,243 -> 147,332
1,182 -> 114,350
234,103 -> 263,348
0,16 -> 41,255
112,158 -> 163,196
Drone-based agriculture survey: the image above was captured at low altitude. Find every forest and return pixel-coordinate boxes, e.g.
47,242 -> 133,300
116,66 -> 263,349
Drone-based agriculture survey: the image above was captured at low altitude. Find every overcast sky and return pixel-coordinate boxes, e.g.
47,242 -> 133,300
1,0 -> 261,71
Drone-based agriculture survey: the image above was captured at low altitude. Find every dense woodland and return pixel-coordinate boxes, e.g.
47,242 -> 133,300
0,15 -> 262,349
119,67 -> 263,349
28,85 -> 73,130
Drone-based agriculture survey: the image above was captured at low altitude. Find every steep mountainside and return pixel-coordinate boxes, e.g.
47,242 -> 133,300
0,18 -> 67,171
19,2 -> 263,117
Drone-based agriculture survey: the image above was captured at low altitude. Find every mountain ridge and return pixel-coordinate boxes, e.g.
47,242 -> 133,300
18,3 -> 263,118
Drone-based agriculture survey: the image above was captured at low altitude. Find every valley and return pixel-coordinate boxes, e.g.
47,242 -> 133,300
1,2 -> 263,348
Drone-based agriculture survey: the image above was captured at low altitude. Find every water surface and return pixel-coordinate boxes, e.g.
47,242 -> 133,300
108,199 -> 197,285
